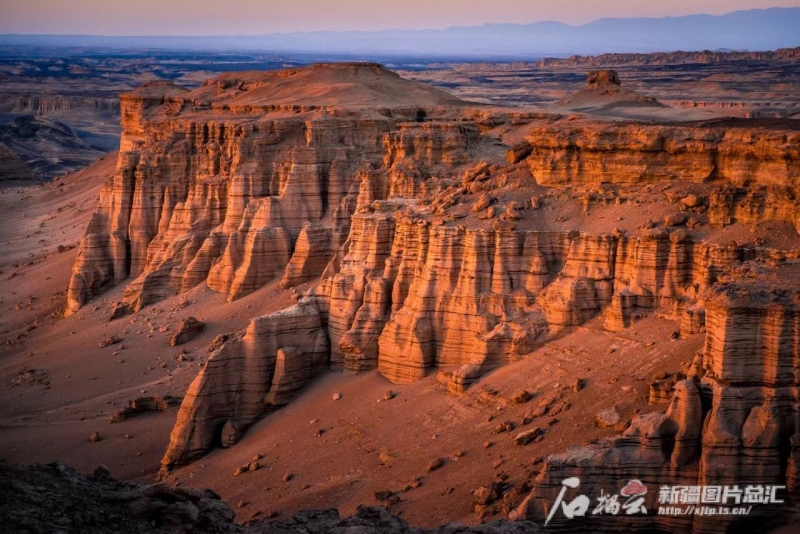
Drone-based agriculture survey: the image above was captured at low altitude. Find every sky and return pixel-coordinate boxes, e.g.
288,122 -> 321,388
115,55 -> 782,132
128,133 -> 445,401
1,0 -> 799,35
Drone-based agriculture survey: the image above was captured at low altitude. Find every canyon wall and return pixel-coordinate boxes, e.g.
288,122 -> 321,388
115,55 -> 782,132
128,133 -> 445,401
525,121 -> 800,188
11,96 -> 120,115
161,211 -> 797,470
513,277 -> 800,533
65,67 -> 800,493
65,69 -> 489,317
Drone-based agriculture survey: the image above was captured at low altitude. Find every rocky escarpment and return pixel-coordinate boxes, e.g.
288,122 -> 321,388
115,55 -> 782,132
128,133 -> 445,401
12,96 -> 120,116
512,273 -> 800,533
0,114 -> 108,179
65,64 -> 489,317
535,47 -> 800,67
65,66 -> 800,509
526,120 -> 800,232
526,119 -> 800,188
162,197 -> 798,470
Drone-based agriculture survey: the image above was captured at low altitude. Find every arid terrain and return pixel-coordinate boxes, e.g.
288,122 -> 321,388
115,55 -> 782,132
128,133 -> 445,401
1,48 -> 799,534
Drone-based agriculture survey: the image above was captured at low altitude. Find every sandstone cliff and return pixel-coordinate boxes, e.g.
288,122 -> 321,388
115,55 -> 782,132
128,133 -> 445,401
65,64 -> 492,317
512,272 -> 800,533
64,66 -> 800,506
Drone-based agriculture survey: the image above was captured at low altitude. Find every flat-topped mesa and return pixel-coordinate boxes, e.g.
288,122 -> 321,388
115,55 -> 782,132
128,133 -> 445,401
152,61 -> 464,112
65,63 -> 491,317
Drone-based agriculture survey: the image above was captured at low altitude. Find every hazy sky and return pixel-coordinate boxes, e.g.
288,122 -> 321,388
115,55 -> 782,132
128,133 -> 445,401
2,0 -> 799,35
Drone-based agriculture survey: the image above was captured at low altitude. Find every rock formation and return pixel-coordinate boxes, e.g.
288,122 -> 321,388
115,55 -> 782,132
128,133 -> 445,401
555,70 -> 661,110
65,64 -> 481,317
170,317 -> 205,346
63,65 -> 800,512
535,47 -> 800,68
512,275 -> 800,533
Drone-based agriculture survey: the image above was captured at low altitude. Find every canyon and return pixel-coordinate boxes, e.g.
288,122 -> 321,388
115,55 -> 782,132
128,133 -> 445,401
1,59 -> 799,533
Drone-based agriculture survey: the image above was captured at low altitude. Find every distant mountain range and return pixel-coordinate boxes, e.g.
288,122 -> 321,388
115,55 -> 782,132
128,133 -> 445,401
2,8 -> 799,58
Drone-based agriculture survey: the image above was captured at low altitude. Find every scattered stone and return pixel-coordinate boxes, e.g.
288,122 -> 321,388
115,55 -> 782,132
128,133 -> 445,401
526,404 -> 548,420
596,407 -> 621,428
282,473 -> 293,482
374,490 -> 393,502
514,427 -> 543,446
681,194 -> 703,208
99,335 -> 123,348
332,393 -> 342,401
89,432 -> 101,442
12,368 -> 50,387
401,479 -> 421,492
472,193 -> 493,213
473,483 -> 501,506
571,378 -> 585,392
506,140 -> 533,164
664,212 -> 687,227
427,458 -> 445,473
207,333 -> 231,353
109,395 -> 181,423
549,401 -> 570,416
510,390 -> 531,404
169,317 -> 205,346
493,421 -> 516,434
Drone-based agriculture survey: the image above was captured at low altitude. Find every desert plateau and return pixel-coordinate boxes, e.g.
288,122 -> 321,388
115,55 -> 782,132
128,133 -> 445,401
1,3 -> 800,534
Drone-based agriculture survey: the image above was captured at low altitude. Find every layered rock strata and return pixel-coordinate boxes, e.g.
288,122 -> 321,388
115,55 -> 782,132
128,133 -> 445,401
526,120 -> 800,188
64,66 -> 800,496
513,278 -> 800,533
66,64 -> 487,317
162,207 -> 797,470
163,299 -> 329,468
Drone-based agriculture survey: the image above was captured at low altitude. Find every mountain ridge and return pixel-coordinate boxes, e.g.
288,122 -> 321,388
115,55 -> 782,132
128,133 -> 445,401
1,7 -> 799,57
